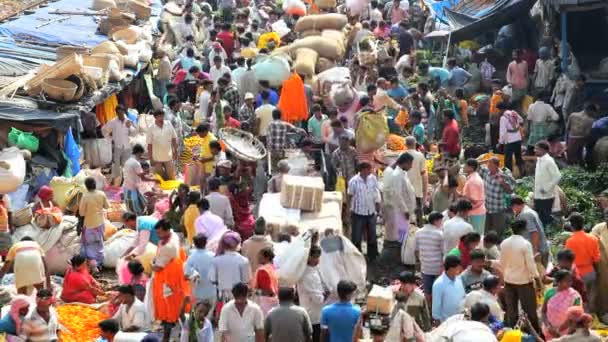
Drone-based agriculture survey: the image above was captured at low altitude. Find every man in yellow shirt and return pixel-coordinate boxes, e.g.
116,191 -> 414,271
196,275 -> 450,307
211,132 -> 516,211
192,123 -> 217,193
78,177 -> 109,274
182,191 -> 201,247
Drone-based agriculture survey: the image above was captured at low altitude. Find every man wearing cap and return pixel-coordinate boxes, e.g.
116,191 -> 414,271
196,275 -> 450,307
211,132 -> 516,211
239,93 -> 256,132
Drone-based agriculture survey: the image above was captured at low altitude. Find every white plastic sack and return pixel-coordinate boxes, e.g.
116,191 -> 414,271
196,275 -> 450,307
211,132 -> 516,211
103,229 -> 137,268
12,216 -> 81,275
345,0 -> 368,17
319,235 -> 366,294
400,225 -> 418,265
74,168 -> 107,190
275,230 -> 314,285
0,147 -> 26,193
253,56 -> 291,88
317,67 -> 351,85
81,138 -> 112,168
425,315 -> 497,342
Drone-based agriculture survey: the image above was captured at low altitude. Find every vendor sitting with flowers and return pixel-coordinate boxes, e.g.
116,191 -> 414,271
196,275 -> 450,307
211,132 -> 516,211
61,255 -> 104,304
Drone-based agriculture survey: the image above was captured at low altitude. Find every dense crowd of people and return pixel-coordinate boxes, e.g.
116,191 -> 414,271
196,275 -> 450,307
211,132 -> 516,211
1,0 -> 608,341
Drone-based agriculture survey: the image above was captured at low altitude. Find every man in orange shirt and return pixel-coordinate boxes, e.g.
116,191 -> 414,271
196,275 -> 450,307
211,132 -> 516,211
565,212 -> 600,313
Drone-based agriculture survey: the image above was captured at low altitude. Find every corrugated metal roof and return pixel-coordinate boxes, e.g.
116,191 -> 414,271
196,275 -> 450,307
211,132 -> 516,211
541,0 -> 605,6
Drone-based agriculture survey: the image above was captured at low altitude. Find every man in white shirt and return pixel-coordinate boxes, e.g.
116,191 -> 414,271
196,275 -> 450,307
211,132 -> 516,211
208,42 -> 228,66
218,282 -> 264,342
405,137 -> 428,226
500,219 -> 540,333
296,245 -> 327,342
461,275 -> 504,321
442,199 -> 474,253
102,105 -> 135,183
348,162 -> 381,261
146,110 -> 178,180
209,55 -> 231,87
205,177 -> 234,227
122,144 -> 154,216
382,153 -> 416,244
197,79 -> 214,124
231,57 -> 247,95
533,141 -> 561,227
254,90 -> 276,138
526,93 -> 559,147
157,50 -> 172,100
113,285 -> 149,332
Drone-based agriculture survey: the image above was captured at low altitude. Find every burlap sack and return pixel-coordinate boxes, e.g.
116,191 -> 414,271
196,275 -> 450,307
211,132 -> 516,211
315,0 -> 336,8
290,36 -> 343,60
294,14 -> 348,33
321,29 -> 346,51
316,57 -> 335,73
294,48 -> 319,78
301,30 -> 321,37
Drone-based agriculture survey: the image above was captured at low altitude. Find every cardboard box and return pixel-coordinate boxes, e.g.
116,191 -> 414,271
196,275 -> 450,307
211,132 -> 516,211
280,175 -> 325,212
366,285 -> 395,315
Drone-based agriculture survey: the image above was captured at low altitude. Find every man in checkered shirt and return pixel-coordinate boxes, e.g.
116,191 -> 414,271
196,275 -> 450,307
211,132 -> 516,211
267,109 -> 306,169
479,156 -> 516,238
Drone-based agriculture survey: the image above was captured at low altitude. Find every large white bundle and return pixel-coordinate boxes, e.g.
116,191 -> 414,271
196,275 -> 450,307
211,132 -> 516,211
103,229 -> 137,268
318,235 -> 366,295
0,147 -> 26,193
317,67 -> 351,85
425,315 -> 498,342
275,230 -> 314,286
12,216 -> 81,275
81,138 -> 112,168
253,56 -> 291,88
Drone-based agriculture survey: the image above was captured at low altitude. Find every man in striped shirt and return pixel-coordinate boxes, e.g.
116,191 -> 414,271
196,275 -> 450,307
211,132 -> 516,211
21,289 -> 60,342
414,211 -> 445,304
348,162 -> 381,261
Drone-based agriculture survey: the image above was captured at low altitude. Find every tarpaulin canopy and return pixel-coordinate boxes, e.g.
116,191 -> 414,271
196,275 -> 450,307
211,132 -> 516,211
446,0 -> 536,42
0,0 -> 161,47
0,102 -> 80,130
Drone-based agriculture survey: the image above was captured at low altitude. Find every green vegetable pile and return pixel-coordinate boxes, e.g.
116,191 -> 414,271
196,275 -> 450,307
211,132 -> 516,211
514,164 -> 608,234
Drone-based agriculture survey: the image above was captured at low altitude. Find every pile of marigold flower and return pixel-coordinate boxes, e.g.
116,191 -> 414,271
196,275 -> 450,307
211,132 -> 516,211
57,304 -> 109,342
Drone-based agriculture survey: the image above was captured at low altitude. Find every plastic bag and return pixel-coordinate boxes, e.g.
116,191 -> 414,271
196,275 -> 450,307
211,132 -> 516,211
335,176 -> 345,193
355,112 -> 389,152
0,147 -> 26,194
16,131 -> 39,152
8,127 -> 21,146
253,56 -> 291,87
276,230 -> 313,285
103,229 -> 137,268
64,128 -> 81,176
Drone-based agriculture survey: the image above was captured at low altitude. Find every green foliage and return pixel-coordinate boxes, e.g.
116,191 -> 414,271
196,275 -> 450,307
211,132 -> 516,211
560,164 -> 608,195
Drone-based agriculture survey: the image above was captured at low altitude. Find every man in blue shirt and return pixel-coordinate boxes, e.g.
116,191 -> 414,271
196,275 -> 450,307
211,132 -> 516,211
387,78 -> 409,102
447,58 -> 472,89
432,254 -> 466,323
320,280 -> 362,342
419,62 -> 449,89
184,234 -> 217,305
255,80 -> 279,108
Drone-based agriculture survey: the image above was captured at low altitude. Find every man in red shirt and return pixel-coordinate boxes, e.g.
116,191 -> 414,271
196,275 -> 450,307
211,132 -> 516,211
216,23 -> 235,60
440,109 -> 460,158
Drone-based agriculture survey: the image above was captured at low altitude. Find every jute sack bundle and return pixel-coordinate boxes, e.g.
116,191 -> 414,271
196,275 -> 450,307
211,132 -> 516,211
316,57 -> 335,73
301,30 -> 321,37
290,36 -> 343,60
294,14 -> 348,33
315,0 -> 336,9
321,30 -> 346,57
294,48 -> 318,78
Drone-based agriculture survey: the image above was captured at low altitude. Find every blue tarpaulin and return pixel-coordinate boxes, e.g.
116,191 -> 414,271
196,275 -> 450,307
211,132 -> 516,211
0,0 -> 161,47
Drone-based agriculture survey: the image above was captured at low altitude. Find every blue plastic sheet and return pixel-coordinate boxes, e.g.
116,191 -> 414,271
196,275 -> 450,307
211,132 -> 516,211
0,0 -> 162,47
64,127 -> 80,177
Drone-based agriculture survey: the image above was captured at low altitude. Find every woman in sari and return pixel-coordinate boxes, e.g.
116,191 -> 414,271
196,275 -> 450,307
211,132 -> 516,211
542,269 -> 583,340
61,255 -> 104,304
228,183 -> 255,240
252,247 -> 279,316
151,219 -> 190,341
32,186 -> 56,212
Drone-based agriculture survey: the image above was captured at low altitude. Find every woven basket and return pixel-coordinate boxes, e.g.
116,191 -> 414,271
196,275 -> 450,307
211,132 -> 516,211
91,0 -> 116,10
127,0 -> 151,20
107,201 -> 125,222
112,27 -> 139,44
219,127 -> 267,162
56,46 -> 90,61
10,205 -> 32,227
41,78 -> 78,102
91,41 -> 121,55
26,54 -> 82,96
82,54 -> 111,72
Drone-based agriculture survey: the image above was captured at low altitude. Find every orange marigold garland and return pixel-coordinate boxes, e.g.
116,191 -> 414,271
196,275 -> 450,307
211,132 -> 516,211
57,304 -> 109,342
